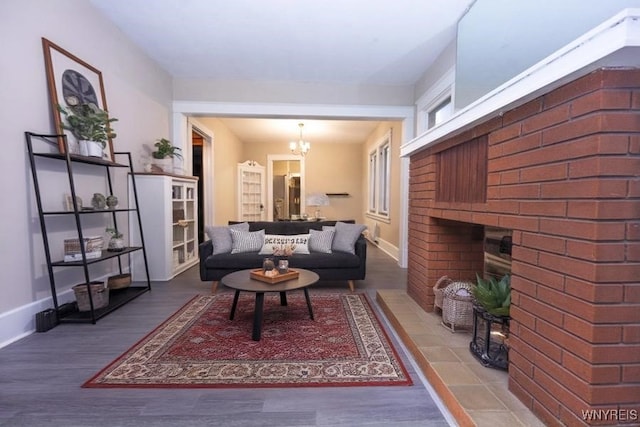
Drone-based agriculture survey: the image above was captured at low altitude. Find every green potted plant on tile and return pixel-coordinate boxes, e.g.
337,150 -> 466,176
469,273 -> 511,370
472,273 -> 511,317
151,138 -> 182,173
58,102 -> 117,157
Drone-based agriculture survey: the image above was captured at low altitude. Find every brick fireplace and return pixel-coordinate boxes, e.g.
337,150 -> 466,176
407,68 -> 639,426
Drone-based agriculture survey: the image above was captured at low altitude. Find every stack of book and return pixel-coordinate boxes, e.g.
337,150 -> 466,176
63,236 -> 104,262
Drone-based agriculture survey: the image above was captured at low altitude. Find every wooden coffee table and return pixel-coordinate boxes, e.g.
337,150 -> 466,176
221,268 -> 319,341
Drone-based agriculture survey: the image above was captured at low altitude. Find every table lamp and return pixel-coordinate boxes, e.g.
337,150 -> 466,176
306,193 -> 329,220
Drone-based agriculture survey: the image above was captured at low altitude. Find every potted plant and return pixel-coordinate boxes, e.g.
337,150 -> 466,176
106,227 -> 125,252
151,138 -> 182,173
471,273 -> 511,317
58,102 -> 117,157
469,273 -> 511,370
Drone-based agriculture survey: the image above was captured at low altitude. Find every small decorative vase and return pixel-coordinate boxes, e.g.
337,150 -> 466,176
278,259 -> 289,274
108,237 -> 125,252
106,195 -> 118,209
262,257 -> 275,274
91,193 -> 106,209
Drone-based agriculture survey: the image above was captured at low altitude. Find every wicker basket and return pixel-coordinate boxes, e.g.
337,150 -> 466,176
107,273 -> 131,290
434,275 -> 453,311
72,281 -> 109,311
441,281 -> 474,332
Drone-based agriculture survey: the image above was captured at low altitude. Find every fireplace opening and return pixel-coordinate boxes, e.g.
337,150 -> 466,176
484,226 -> 512,280
468,226 -> 513,371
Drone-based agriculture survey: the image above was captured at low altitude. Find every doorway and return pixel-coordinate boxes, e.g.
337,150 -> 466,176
191,130 -> 205,243
272,161 -> 300,220
266,154 -> 305,221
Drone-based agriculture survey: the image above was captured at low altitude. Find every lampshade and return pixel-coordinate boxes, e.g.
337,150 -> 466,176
306,193 -> 329,207
306,193 -> 329,220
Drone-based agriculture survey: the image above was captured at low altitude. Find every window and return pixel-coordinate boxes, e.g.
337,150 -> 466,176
368,131 -> 391,218
427,96 -> 453,128
415,67 -> 455,133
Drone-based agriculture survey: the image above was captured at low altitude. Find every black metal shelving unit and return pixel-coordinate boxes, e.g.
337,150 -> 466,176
26,132 -> 151,324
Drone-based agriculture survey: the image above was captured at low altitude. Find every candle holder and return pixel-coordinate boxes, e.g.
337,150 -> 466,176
469,304 -> 510,371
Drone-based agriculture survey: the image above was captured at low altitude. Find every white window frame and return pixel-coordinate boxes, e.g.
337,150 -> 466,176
416,67 -> 456,134
427,96 -> 453,128
368,130 -> 392,219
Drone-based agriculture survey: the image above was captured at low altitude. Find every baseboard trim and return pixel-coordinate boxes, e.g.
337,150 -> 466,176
371,238 -> 400,262
0,270 -> 124,349
0,288 -> 74,349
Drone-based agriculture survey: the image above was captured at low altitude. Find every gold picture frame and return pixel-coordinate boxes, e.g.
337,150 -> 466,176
42,38 -> 114,162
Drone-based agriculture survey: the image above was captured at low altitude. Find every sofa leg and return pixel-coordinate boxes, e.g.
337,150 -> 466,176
348,280 -> 355,292
211,281 -> 219,294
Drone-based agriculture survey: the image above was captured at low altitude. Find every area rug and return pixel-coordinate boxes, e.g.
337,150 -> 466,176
83,292 -> 412,388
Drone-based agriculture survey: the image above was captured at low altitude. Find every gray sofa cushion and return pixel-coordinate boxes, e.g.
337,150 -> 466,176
205,222 -> 249,255
324,221 -> 366,254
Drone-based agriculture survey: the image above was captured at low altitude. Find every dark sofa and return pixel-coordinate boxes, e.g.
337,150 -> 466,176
199,220 -> 366,292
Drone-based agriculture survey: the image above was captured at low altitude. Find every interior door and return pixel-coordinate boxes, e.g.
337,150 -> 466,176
237,160 -> 266,221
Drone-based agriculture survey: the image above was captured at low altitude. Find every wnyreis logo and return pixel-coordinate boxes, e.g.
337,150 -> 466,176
581,409 -> 638,423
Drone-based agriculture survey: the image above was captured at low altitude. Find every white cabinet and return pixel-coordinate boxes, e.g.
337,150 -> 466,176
237,160 -> 266,221
130,174 -> 199,281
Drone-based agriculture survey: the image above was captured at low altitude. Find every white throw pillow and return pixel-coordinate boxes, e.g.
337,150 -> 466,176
308,229 -> 335,253
205,222 -> 249,255
230,229 -> 265,254
259,234 -> 310,255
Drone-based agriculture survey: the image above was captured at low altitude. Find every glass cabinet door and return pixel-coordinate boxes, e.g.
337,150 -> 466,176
172,180 -> 197,271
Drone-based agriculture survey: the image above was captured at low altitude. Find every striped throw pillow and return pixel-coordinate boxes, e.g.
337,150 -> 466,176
309,229 -> 335,253
230,229 -> 265,254
205,222 -> 249,255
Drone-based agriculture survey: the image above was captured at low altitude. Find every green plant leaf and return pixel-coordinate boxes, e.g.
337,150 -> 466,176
473,273 -> 510,316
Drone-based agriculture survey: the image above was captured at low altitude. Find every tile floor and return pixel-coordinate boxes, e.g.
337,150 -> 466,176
376,289 -> 546,427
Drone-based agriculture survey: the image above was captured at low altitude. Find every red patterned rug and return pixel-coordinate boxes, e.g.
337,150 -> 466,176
83,292 -> 412,388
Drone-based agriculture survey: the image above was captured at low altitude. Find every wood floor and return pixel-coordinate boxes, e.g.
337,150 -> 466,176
0,244 -> 452,427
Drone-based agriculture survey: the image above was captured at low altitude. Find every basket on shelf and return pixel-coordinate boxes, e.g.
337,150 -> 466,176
107,273 -> 131,290
441,281 -> 475,332
433,275 -> 453,311
72,281 -> 109,311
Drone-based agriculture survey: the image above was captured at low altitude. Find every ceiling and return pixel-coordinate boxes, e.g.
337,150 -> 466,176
89,0 -> 476,145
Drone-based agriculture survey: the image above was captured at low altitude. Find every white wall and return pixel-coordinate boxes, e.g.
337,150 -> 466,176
413,39 -> 457,103
0,0 -> 172,346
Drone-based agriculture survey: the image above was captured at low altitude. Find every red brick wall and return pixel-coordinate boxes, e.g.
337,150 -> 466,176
408,68 -> 640,426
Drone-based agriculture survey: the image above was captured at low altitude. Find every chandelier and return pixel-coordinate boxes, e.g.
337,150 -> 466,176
289,123 -> 311,156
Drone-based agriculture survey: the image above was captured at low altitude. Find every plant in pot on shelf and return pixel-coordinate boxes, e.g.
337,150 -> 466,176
58,102 -> 117,158
106,227 -> 125,252
151,138 -> 182,173
469,273 -> 511,370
